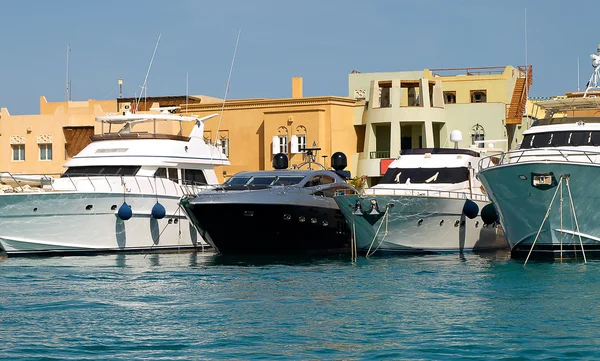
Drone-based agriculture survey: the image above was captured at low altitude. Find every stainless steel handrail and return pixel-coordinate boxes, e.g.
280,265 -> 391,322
363,187 -> 488,202
478,148 -> 600,172
0,172 -> 211,197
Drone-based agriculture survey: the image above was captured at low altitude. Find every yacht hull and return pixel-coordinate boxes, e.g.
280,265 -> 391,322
334,195 -> 505,254
479,161 -> 600,259
0,192 -> 207,256
181,192 -> 351,255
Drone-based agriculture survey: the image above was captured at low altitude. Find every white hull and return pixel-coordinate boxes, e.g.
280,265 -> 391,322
335,195 -> 506,254
0,192 -> 206,256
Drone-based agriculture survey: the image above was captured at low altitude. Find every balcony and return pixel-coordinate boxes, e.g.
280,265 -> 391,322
370,151 -> 390,159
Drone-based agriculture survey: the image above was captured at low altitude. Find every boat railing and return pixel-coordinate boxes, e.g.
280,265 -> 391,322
478,148 -> 600,172
0,172 -> 213,197
362,187 -> 488,202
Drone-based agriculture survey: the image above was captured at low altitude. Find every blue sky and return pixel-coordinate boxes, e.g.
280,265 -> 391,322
0,0 -> 596,114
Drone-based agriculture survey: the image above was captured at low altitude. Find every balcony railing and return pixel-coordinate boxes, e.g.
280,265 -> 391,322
370,151 -> 390,159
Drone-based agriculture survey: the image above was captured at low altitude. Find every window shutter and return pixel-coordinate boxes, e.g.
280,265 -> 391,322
272,135 -> 279,155
291,135 -> 299,154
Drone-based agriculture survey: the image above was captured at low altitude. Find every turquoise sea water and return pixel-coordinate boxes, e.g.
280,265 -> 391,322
1,251 -> 599,360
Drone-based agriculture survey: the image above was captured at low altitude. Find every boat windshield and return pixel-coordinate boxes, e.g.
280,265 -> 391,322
224,175 -> 305,187
379,167 -> 469,185
520,131 -> 600,149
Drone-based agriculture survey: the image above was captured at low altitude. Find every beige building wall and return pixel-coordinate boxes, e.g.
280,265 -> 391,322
0,97 -> 117,175
182,84 -> 361,183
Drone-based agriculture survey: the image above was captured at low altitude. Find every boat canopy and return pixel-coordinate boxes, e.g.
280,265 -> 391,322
95,113 -> 214,124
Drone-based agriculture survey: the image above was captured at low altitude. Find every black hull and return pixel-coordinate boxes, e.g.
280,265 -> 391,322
511,243 -> 600,261
186,203 -> 351,255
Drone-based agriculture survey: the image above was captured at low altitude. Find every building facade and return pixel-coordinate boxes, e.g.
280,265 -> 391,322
0,96 -> 117,175
182,77 -> 362,182
349,66 -> 532,183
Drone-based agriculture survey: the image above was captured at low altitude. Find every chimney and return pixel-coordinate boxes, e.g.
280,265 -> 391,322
292,77 -> 303,98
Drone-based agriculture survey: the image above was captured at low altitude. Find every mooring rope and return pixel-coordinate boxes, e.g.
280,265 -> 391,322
524,176 -> 564,266
366,206 -> 391,258
565,177 -> 587,263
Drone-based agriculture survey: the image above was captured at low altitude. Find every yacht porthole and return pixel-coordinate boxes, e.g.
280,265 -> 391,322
86,205 -> 93,211
111,205 -> 117,211
475,221 -> 480,228
311,218 -> 317,224
283,214 -> 291,220
417,219 -> 423,227
454,220 -> 460,227
168,219 -> 173,224
299,216 -> 305,223
174,219 -> 178,224
439,220 -> 444,226
323,221 -> 329,227
33,207 -> 38,212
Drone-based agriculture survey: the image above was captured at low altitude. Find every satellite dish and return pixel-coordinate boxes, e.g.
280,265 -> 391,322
450,130 -> 462,149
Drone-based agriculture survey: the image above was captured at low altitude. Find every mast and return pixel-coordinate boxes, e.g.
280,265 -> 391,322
65,44 -> 70,101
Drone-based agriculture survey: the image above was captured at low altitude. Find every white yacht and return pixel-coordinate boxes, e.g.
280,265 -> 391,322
478,96 -> 600,260
334,132 -> 507,255
0,108 -> 229,256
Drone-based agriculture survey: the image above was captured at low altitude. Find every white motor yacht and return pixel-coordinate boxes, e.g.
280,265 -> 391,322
334,131 -> 507,255
0,108 -> 229,256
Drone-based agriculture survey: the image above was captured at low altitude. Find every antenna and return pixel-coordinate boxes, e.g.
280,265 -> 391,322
136,33 -> 162,112
186,72 -> 189,114
119,77 -> 123,98
578,57 -> 581,91
65,44 -> 71,101
213,29 -> 241,146
211,29 -> 241,164
524,8 -> 528,99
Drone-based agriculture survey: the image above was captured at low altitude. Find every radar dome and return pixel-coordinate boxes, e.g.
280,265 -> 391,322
272,153 -> 289,170
450,130 -> 463,143
331,152 -> 347,171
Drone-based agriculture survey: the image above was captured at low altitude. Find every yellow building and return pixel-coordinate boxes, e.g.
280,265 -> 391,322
182,77 -> 362,182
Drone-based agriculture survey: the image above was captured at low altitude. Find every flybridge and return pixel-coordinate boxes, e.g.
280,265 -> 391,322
93,111 -> 218,140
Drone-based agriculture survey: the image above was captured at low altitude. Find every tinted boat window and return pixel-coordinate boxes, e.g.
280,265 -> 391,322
521,131 -> 600,149
532,133 -> 551,148
272,176 -> 305,186
62,166 -> 140,177
183,169 -> 207,185
380,167 -> 469,184
225,176 -> 251,186
250,177 -> 277,186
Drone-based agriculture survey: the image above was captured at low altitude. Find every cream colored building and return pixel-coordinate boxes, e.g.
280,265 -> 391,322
349,66 -> 532,183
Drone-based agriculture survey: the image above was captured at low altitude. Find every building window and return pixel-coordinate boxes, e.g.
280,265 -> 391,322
298,134 -> 306,151
12,144 -> 25,161
218,138 -> 229,157
471,90 -> 487,103
471,124 -> 485,148
39,144 -> 53,160
379,81 -> 391,107
443,91 -> 456,104
278,135 -> 288,154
